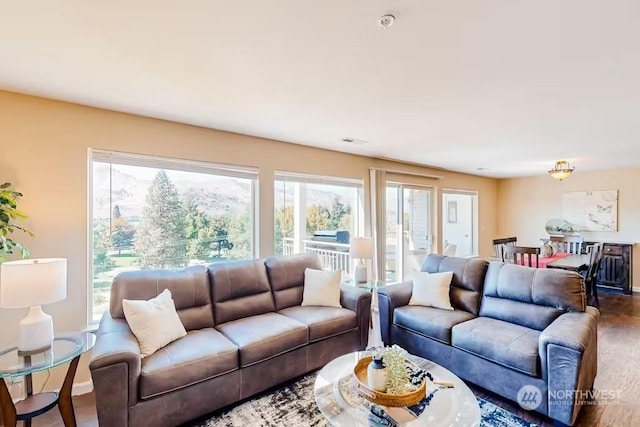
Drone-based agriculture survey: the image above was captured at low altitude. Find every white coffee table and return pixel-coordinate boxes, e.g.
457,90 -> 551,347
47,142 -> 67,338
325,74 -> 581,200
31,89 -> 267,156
314,351 -> 481,426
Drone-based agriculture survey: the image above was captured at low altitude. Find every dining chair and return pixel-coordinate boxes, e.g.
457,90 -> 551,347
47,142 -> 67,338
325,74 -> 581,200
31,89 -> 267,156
492,236 -> 517,260
550,236 -> 584,254
584,243 -> 603,307
502,245 -> 541,268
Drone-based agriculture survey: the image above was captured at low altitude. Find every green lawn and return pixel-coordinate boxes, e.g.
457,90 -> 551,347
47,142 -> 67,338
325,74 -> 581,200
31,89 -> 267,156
111,253 -> 138,267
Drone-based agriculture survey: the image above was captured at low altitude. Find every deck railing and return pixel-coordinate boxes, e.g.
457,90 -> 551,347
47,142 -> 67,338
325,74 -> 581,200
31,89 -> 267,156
282,237 -> 351,273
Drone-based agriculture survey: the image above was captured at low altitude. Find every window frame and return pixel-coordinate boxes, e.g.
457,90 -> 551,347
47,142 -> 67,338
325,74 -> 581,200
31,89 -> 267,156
87,149 -> 258,327
273,171 -> 365,272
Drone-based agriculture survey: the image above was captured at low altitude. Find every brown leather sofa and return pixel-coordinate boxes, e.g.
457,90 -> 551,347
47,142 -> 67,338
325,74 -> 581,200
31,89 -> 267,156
89,253 -> 371,427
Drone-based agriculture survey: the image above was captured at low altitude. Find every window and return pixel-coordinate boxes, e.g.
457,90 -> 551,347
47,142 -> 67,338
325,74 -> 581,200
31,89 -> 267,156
442,189 -> 478,257
274,172 -> 364,274
89,150 -> 257,324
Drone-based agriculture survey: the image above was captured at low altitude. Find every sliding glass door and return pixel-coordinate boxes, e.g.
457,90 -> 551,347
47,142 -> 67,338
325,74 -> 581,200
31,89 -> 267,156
385,184 -> 433,282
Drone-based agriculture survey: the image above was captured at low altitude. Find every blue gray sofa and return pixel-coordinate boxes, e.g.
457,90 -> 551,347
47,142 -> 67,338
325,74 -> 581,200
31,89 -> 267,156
378,254 -> 599,426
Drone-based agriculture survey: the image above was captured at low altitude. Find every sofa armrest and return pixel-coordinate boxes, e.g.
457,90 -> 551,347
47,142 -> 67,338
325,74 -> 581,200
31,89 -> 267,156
340,285 -> 372,349
90,312 -> 142,425
540,308 -> 599,366
539,308 -> 599,425
377,281 -> 413,345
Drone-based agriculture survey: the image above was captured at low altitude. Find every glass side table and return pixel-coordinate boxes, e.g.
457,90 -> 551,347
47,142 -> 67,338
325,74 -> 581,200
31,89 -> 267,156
0,331 -> 95,427
342,279 -> 385,346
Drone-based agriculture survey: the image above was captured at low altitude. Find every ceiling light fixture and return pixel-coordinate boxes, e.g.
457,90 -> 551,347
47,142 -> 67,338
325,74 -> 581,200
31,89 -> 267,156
378,14 -> 395,29
548,161 -> 575,181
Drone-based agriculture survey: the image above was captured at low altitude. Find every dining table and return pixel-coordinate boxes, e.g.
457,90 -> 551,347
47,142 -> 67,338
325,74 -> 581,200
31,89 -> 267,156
545,253 -> 591,272
530,252 -> 571,268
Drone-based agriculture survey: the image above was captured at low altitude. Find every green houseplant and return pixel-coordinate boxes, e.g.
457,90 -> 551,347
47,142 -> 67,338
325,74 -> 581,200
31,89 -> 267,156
0,182 -> 33,261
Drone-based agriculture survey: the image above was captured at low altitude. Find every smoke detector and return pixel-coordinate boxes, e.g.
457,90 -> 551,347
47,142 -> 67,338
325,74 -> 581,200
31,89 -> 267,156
378,14 -> 395,29
341,137 -> 368,145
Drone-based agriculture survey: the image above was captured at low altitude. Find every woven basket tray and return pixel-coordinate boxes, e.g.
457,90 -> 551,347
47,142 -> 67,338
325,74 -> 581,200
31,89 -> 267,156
353,355 -> 426,407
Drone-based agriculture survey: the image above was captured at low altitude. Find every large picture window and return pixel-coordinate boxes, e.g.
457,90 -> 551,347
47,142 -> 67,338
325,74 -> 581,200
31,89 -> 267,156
274,172 -> 364,274
89,150 -> 257,324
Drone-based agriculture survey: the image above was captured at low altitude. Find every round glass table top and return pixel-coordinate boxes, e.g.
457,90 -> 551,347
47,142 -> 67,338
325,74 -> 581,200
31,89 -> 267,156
314,351 -> 481,427
343,278 -> 385,292
0,332 -> 95,379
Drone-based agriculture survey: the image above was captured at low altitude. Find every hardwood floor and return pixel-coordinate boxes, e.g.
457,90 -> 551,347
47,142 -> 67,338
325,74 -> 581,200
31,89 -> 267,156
3,292 -> 637,427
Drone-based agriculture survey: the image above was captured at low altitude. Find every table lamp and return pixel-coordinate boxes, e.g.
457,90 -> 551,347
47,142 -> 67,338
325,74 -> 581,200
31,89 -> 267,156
350,237 -> 373,284
0,258 -> 67,354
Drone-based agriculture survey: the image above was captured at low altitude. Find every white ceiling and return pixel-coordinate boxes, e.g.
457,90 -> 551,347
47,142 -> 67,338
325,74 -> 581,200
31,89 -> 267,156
1,1 -> 639,178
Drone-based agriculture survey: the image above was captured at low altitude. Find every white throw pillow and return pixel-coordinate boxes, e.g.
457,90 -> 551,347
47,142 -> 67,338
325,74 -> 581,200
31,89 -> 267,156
122,289 -> 187,358
409,271 -> 454,310
301,268 -> 342,308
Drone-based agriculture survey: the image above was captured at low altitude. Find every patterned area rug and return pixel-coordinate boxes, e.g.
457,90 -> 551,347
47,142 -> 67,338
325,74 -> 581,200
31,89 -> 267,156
188,373 -> 536,427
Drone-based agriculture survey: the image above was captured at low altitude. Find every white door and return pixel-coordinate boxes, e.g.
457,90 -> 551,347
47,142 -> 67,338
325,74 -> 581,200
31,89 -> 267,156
442,191 -> 477,257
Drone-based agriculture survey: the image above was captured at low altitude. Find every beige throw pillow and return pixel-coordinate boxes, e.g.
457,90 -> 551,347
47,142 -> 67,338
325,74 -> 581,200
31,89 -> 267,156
409,271 -> 454,310
301,268 -> 342,308
122,289 -> 187,358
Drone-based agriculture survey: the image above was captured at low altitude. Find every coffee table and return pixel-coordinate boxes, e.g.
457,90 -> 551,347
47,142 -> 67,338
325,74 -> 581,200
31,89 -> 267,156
314,351 -> 480,426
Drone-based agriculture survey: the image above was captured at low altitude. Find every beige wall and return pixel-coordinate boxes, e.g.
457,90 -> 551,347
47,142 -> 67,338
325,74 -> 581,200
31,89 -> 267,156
498,170 -> 639,288
0,90 -> 498,391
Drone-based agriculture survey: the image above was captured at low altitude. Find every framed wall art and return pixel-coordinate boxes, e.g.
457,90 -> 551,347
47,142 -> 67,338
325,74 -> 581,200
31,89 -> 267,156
561,190 -> 618,232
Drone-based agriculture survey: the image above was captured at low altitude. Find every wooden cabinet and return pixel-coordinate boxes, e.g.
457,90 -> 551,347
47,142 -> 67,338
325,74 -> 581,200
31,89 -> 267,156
585,242 -> 633,294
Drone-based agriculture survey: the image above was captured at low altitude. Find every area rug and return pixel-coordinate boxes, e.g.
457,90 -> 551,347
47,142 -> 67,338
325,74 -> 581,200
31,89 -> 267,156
187,373 -> 536,427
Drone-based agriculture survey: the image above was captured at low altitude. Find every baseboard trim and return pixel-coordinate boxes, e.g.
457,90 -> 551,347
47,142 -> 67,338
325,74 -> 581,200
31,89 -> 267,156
633,286 -> 640,293
72,380 -> 94,396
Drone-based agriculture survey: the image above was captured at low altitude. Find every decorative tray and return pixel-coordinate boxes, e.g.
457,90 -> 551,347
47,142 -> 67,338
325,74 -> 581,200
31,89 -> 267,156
353,355 -> 426,407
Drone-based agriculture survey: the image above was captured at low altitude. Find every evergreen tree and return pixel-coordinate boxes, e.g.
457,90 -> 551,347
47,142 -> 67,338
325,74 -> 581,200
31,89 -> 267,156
111,216 -> 136,254
135,170 -> 186,268
184,196 -> 215,261
209,214 -> 234,259
93,221 -> 115,275
226,209 -> 251,260
112,204 -> 122,219
328,196 -> 350,230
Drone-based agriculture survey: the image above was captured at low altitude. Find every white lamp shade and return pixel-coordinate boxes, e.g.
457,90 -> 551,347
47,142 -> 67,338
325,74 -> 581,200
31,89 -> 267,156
349,237 -> 374,260
0,258 -> 67,309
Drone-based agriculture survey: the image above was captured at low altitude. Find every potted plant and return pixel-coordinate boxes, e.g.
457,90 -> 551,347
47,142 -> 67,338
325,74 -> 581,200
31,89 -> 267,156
0,182 -> 33,261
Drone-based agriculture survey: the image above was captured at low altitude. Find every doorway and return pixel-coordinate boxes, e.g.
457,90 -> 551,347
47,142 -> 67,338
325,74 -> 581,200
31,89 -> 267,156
442,190 -> 478,257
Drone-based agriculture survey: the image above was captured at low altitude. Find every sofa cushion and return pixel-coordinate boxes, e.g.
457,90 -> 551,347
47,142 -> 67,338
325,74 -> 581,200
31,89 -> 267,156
216,312 -> 308,367
480,262 -> 586,331
409,271 -> 454,310
393,306 -> 476,344
301,268 -> 342,308
421,255 -> 489,315
264,253 -> 323,311
110,266 -> 214,330
208,259 -> 276,325
139,329 -> 238,400
122,289 -> 187,358
452,317 -> 541,376
279,306 -> 357,342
